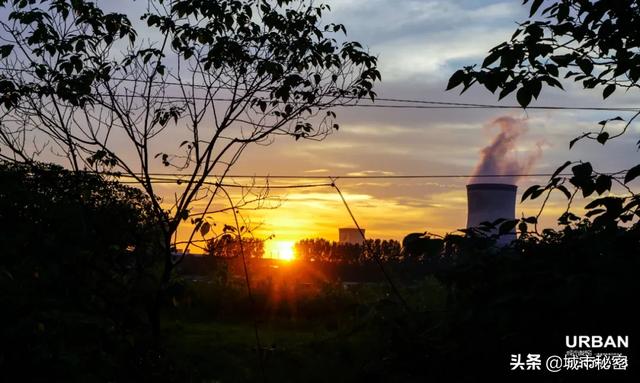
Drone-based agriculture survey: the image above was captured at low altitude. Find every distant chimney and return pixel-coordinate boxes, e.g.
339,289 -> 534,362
339,228 -> 365,244
466,183 -> 517,244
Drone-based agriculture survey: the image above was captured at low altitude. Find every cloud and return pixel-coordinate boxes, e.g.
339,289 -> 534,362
325,1 -> 524,80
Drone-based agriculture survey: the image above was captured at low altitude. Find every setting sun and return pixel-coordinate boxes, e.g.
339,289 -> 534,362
267,240 -> 296,261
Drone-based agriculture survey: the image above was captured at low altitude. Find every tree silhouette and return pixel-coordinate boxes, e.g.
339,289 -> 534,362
0,0 -> 380,333
0,162 -> 163,381
447,0 -> 639,232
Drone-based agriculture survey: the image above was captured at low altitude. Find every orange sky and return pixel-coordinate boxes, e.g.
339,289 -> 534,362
4,1 -> 639,257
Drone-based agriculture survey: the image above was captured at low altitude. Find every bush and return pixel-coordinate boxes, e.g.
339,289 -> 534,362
0,162 -> 165,382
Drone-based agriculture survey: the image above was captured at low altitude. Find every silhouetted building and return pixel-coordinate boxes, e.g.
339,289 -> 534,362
339,227 -> 365,244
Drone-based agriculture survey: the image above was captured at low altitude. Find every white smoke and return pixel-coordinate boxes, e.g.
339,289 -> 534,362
470,116 -> 543,185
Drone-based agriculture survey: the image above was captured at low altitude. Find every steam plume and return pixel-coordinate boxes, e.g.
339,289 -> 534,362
470,116 -> 543,185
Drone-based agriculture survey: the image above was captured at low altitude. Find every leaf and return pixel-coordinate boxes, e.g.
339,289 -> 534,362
482,50 -> 501,68
530,79 -> 542,99
516,86 -> 532,107
585,208 -> 605,217
518,221 -> 528,234
498,219 -> 518,235
529,0 -> 544,16
576,58 -> 593,75
602,84 -> 616,99
556,185 -> 572,199
0,44 -> 13,58
571,162 -> 593,179
595,175 -> 612,195
584,197 -> 618,210
498,82 -> 517,100
584,181 -> 598,198
531,188 -> 545,200
521,185 -> 540,202
552,161 -> 572,178
550,54 -> 573,67
569,133 -> 589,149
200,221 -> 210,236
596,132 -> 609,145
446,70 -> 465,91
624,164 -> 640,184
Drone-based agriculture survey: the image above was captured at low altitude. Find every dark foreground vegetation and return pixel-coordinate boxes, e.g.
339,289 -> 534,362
1,162 -> 639,382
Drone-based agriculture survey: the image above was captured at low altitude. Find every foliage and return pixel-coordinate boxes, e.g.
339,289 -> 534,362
207,234 -> 265,259
0,0 -> 380,336
401,232 -> 444,261
447,0 -> 640,108
164,218 -> 640,381
0,161 -> 166,381
441,3 -> 640,374
295,238 -> 402,264
447,0 -> 640,229
351,223 -> 640,381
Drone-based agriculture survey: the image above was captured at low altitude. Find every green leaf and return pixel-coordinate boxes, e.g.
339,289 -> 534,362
624,164 -> 640,184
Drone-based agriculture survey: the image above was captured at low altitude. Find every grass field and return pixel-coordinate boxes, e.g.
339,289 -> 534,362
160,278 -> 447,382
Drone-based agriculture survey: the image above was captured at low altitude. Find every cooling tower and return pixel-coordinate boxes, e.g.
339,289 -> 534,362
466,183 -> 517,244
339,228 -> 365,244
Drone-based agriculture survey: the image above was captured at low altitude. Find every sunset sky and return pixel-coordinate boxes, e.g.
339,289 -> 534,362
168,0 -> 640,255
4,1 -> 640,257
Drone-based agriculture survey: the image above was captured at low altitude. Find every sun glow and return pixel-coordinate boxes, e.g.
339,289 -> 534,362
268,240 -> 296,261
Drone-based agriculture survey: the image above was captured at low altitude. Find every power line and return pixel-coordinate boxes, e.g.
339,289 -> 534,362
49,92 -> 640,112
332,180 -> 413,313
63,91 -> 640,112
111,172 -> 627,189
118,178 -> 334,189
107,172 -> 574,180
1,67 -> 638,112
